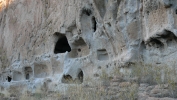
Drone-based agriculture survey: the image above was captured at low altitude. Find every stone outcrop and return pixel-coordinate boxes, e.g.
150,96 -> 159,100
0,0 -> 177,99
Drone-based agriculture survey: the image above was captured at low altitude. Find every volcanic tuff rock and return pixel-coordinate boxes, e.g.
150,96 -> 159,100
0,0 -> 177,99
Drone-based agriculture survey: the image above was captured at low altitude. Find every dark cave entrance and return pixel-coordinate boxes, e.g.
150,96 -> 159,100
78,70 -> 83,83
24,67 -> 33,80
92,16 -> 97,32
54,35 -> 71,54
26,73 -> 29,80
7,76 -> 12,82
61,70 -> 84,84
83,8 -> 92,16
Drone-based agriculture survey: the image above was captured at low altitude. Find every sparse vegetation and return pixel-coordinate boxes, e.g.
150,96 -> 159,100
0,62 -> 177,99
118,83 -> 138,100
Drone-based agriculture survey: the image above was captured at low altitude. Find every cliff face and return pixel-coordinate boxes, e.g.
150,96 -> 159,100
0,0 -> 177,99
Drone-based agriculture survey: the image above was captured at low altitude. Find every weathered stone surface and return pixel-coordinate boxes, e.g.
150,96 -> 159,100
0,0 -> 177,99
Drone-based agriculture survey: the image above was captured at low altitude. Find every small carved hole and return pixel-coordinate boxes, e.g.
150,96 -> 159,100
7,76 -> 12,82
78,48 -> 81,52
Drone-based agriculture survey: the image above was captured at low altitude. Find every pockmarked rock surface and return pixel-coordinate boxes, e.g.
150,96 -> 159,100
0,0 -> 177,99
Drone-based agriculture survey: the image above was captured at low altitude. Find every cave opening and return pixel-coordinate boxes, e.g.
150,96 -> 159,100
83,8 -> 92,16
149,38 -> 164,48
7,76 -> 12,82
78,48 -> 81,52
61,70 -> 84,84
78,70 -> 83,83
54,35 -> 71,54
68,37 -> 90,58
26,74 -> 29,80
61,75 -> 73,83
92,16 -> 97,32
24,67 -> 33,80
97,49 -> 109,61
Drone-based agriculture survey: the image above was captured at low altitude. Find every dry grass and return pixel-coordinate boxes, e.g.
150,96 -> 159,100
1,62 -> 177,99
118,83 -> 138,100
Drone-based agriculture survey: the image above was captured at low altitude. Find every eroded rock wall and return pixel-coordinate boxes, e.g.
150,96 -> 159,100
0,0 -> 177,99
